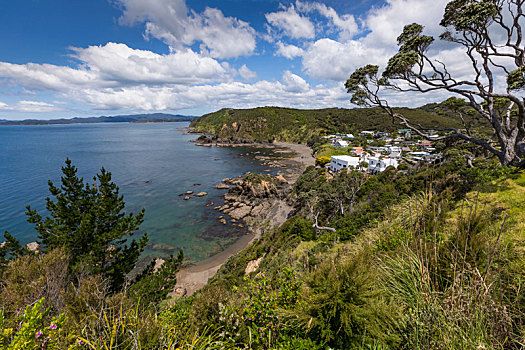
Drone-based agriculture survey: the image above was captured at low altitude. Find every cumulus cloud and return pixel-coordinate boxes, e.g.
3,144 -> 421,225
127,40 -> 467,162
299,0 -> 453,82
295,1 -> 359,40
115,0 -> 256,59
71,42 -> 230,84
0,43 -> 232,93
238,65 -> 257,81
282,70 -> 310,92
266,5 -> 315,39
302,39 -> 388,81
275,42 -> 304,59
63,79 -> 347,112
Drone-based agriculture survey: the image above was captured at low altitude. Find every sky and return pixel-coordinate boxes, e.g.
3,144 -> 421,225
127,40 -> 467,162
0,0 -> 480,120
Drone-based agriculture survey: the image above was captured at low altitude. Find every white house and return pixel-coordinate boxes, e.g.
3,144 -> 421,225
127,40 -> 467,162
360,131 -> 375,137
387,146 -> 402,154
330,155 -> 361,172
368,157 -> 399,173
334,140 -> 350,148
345,133 -> 355,139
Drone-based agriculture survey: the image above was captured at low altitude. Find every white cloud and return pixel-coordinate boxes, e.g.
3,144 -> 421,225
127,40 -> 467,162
302,39 -> 388,81
57,74 -> 348,112
0,100 -> 60,113
115,0 -> 256,59
298,0 -> 454,83
266,5 -> 315,39
275,42 -> 304,59
0,43 -> 232,93
364,0 -> 449,49
238,65 -> 257,81
295,1 -> 359,40
71,42 -> 230,84
282,70 -> 309,92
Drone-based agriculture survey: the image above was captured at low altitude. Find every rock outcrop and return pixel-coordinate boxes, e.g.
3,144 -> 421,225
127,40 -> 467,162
215,173 -> 291,226
245,256 -> 264,275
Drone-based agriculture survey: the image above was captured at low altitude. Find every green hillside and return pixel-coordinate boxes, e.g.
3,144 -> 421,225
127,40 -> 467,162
190,105 -> 467,143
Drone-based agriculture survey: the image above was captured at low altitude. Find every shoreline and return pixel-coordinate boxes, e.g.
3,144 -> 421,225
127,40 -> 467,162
171,141 -> 314,297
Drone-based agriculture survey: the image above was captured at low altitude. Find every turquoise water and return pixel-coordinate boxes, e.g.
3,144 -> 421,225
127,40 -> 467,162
0,122 -> 273,263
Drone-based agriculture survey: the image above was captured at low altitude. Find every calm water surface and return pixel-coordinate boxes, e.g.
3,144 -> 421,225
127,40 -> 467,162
0,122 -> 273,263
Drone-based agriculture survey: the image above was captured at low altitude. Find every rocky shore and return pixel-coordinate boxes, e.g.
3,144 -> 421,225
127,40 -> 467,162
171,140 -> 314,297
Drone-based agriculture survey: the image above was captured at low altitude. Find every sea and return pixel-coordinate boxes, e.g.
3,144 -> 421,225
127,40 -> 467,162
0,122 -> 276,264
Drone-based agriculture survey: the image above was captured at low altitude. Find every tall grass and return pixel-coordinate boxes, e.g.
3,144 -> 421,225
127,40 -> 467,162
379,192 -> 524,349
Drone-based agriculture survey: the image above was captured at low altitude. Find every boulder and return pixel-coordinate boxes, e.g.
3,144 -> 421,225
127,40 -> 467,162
183,196 -> 191,200
276,175 -> 288,183
218,218 -> 227,225
26,242 -> 40,253
173,286 -> 187,297
245,256 -> 264,275
153,258 -> 165,272
185,190 -> 194,195
195,192 -> 208,197
228,205 -> 253,220
214,183 -> 230,189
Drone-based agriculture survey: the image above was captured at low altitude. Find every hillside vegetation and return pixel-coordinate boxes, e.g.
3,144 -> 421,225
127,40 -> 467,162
185,159 -> 525,349
190,104 -> 483,143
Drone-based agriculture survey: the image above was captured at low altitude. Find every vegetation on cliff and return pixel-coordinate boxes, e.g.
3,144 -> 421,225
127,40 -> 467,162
189,104 -> 477,144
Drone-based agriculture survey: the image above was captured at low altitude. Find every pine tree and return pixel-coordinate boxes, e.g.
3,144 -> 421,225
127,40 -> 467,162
0,231 -> 28,274
25,159 -> 148,291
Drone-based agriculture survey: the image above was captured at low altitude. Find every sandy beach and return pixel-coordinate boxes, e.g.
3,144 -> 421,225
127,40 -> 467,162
171,142 -> 314,297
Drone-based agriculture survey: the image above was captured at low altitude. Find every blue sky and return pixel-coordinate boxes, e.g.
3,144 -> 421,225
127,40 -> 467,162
0,0 -> 459,120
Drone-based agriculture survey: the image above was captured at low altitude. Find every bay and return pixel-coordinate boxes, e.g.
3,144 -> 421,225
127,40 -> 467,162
0,122 -> 273,263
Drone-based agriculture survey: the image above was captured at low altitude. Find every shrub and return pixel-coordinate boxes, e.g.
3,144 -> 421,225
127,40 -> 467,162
0,298 -> 78,349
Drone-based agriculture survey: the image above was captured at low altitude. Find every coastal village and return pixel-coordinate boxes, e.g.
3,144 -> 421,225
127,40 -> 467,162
320,128 -> 442,174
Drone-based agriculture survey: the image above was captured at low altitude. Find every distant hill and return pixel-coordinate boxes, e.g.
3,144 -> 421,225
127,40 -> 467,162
0,113 -> 195,126
190,103 -> 488,143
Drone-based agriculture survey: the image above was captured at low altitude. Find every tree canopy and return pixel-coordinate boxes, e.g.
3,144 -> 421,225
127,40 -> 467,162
25,159 -> 148,290
346,0 -> 525,167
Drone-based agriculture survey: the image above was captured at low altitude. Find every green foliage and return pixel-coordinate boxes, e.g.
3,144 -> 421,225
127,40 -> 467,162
0,247 -> 70,319
219,268 -> 301,348
440,0 -> 499,32
0,298 -> 77,349
383,23 -> 434,79
292,257 -> 400,349
314,156 -> 331,167
191,104 -> 465,144
76,299 -> 226,349
0,231 -> 28,274
25,159 -> 148,291
280,217 -> 315,241
507,66 -> 525,91
129,250 -> 184,308
345,65 -> 380,106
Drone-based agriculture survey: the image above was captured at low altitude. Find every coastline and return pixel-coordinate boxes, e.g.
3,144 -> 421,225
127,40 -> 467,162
171,141 -> 314,297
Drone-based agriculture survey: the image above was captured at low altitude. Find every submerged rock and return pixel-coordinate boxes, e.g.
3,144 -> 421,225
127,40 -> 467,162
148,243 -> 176,253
